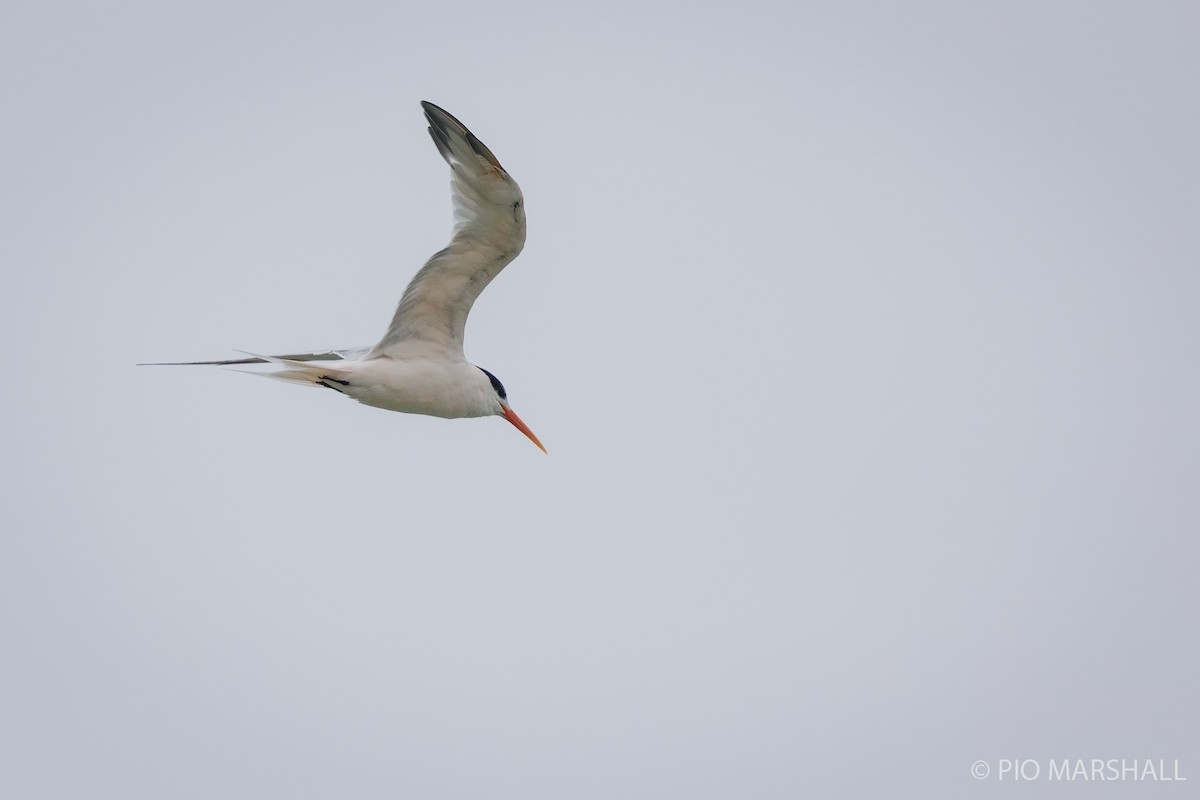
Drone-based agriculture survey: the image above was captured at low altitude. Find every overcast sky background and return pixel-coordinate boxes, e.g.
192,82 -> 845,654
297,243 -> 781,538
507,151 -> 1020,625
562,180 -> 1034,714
2,1 -> 1197,797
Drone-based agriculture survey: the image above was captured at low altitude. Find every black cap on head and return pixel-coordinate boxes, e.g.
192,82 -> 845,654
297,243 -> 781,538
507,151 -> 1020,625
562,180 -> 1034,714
476,366 -> 507,400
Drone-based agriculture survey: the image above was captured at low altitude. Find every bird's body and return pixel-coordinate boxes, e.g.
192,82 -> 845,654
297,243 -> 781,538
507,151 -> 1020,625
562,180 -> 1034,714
268,350 -> 498,419
145,101 -> 545,452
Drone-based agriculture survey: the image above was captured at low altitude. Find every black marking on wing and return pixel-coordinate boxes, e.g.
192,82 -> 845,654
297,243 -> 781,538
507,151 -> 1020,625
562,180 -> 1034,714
476,366 -> 506,400
318,375 -> 350,394
422,101 -> 505,170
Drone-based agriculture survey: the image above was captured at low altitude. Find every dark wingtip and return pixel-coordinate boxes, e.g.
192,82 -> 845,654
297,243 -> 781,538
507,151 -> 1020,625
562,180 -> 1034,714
137,357 -> 269,366
426,125 -> 453,161
419,100 -> 504,170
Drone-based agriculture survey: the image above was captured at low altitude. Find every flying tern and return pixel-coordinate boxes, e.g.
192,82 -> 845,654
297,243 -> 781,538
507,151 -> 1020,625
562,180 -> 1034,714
146,101 -> 545,452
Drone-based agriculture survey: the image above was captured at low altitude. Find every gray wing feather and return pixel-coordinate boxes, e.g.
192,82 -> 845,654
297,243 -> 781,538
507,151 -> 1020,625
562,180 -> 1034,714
139,346 -> 369,366
365,102 -> 526,359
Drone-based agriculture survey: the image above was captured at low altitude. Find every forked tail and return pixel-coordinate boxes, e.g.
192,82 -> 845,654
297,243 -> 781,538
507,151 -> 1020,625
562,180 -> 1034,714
238,352 -> 354,394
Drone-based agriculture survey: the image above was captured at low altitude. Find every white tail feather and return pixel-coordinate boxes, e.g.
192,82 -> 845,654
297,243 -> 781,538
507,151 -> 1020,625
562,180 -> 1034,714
233,351 -> 351,389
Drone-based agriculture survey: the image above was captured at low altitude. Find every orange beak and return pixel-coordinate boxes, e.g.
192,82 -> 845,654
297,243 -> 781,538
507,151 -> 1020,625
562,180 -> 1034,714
502,406 -> 547,453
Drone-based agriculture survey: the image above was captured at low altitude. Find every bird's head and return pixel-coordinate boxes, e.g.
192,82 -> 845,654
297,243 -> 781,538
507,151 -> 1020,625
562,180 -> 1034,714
477,366 -> 546,453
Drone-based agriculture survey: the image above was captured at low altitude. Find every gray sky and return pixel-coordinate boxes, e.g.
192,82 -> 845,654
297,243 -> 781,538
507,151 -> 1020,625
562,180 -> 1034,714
2,1 -> 1197,797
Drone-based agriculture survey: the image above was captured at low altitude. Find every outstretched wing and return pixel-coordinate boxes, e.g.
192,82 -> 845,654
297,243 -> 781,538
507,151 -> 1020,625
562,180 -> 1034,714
365,101 -> 526,359
138,347 -> 370,366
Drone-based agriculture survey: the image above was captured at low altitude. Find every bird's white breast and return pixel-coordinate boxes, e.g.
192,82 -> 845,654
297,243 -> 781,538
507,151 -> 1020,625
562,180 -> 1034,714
341,356 -> 497,419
